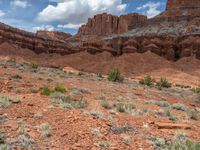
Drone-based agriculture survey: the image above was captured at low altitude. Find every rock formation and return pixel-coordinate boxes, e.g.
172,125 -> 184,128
36,31 -> 72,42
0,23 -> 75,55
0,0 -> 200,61
77,13 -> 147,36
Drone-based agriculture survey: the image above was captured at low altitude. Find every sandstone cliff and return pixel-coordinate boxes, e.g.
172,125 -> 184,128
77,13 -> 147,36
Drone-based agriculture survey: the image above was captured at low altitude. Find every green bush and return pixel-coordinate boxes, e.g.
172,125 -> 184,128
100,100 -> 112,109
139,75 -> 155,86
41,87 -> 52,96
192,85 -> 200,94
108,68 -> 123,82
54,85 -> 66,93
30,61 -> 38,69
156,77 -> 172,89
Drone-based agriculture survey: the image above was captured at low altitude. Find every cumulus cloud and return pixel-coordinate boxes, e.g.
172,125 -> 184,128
32,25 -> 55,32
137,2 -> 161,18
0,10 -> 5,17
57,23 -> 83,29
10,0 -> 30,9
37,0 -> 126,28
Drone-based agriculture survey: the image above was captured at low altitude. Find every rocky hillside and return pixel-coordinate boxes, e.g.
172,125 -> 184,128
36,31 -> 72,42
0,0 -> 199,62
0,23 -> 75,55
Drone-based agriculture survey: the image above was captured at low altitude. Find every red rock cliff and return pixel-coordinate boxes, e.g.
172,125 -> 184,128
36,31 -> 72,42
77,13 -> 147,36
166,0 -> 200,10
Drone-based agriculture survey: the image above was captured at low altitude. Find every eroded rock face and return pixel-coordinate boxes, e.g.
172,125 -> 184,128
0,23 -> 75,55
36,31 -> 72,41
78,13 -> 147,36
79,35 -> 200,61
166,0 -> 200,10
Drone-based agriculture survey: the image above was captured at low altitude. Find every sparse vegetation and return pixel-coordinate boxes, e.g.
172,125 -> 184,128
123,135 -> 131,145
0,132 -> 5,144
90,110 -> 103,119
109,123 -> 134,134
192,85 -> 200,94
41,86 -> 52,96
108,68 -> 123,82
40,123 -> 52,138
51,95 -> 88,109
172,103 -> 187,111
139,75 -> 155,87
168,139 -> 200,150
147,100 -> 169,107
30,61 -> 38,69
11,74 -> 22,79
0,95 -> 20,108
156,77 -> 172,89
54,85 -> 66,93
100,100 -> 112,109
97,141 -> 110,148
90,128 -> 102,137
188,109 -> 199,120
115,103 -> 135,113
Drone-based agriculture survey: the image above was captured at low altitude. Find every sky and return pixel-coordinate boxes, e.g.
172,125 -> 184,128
0,0 -> 167,35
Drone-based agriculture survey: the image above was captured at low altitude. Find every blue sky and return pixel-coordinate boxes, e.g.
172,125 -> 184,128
0,0 -> 167,35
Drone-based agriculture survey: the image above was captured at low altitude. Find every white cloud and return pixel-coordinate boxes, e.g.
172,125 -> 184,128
57,23 -> 83,29
137,2 -> 161,18
10,0 -> 30,9
37,0 -> 126,28
32,25 -> 55,32
0,10 -> 5,17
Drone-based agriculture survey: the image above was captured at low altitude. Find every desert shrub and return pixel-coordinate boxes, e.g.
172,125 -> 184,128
109,123 -> 134,134
123,135 -> 131,145
11,74 -> 22,79
30,61 -> 38,69
90,110 -> 104,119
97,141 -> 110,148
115,103 -> 135,113
172,103 -> 187,111
40,123 -> 51,138
156,77 -> 172,89
139,75 -> 155,86
54,85 -> 66,93
150,137 -> 167,149
108,68 -> 123,82
52,95 -> 88,109
188,109 -> 199,120
163,108 -> 178,121
0,132 -> 5,144
100,100 -> 112,109
0,95 -> 20,108
192,84 -> 200,94
168,140 -> 200,150
7,59 -> 16,66
41,87 -> 52,96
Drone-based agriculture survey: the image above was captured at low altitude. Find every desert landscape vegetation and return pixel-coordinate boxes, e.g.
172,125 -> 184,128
0,0 -> 200,149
